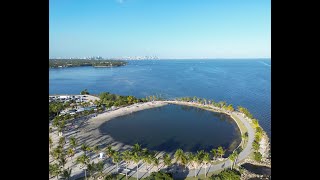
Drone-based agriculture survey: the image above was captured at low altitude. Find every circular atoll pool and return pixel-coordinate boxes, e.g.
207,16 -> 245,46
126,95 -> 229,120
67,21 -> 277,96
99,104 -> 241,154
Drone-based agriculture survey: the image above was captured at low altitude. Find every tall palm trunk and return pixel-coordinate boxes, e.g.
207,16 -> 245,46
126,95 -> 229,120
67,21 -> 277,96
136,164 -> 139,180
231,161 -> 233,170
205,165 -> 207,178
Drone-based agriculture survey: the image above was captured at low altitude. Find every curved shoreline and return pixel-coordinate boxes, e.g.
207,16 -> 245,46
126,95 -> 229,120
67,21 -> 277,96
51,100 -> 266,179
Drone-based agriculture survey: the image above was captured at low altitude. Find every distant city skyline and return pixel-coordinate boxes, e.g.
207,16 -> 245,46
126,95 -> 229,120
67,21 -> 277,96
49,0 -> 270,59
49,56 -> 270,60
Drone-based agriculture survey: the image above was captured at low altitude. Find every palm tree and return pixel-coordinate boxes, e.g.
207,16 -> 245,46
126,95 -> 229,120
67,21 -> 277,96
141,148 -> 149,156
59,136 -> 66,146
132,152 -> 141,180
187,153 -> 201,177
121,150 -> 132,180
203,98 -> 207,105
93,145 -> 100,157
227,104 -> 234,112
49,163 -> 61,180
81,144 -> 90,155
51,146 -> 64,161
153,156 -> 160,171
217,146 -> 225,158
163,153 -> 172,171
112,151 -> 122,171
76,154 -> 90,180
132,143 -> 141,154
143,154 -> 153,175
60,168 -> 72,180
87,162 -> 96,179
58,121 -> 66,137
186,153 -> 195,177
218,101 -> 226,109
105,146 -> 115,159
229,151 -> 238,170
122,150 -> 132,169
210,149 -> 218,160
58,155 -> 67,169
67,148 -> 75,160
242,132 -> 249,148
202,152 -> 210,178
195,151 -> 204,177
95,161 -> 105,179
49,136 -> 53,150
104,174 -> 117,180
69,136 -> 77,150
211,99 -> 215,106
174,149 -> 187,168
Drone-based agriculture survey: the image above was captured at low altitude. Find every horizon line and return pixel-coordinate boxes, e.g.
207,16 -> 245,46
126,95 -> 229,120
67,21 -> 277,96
49,57 -> 271,60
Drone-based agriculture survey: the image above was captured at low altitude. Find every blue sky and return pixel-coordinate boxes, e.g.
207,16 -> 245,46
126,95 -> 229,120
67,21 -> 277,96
49,0 -> 270,59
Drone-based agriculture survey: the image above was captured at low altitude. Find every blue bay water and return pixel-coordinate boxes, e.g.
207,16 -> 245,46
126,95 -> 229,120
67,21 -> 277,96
49,59 -> 271,137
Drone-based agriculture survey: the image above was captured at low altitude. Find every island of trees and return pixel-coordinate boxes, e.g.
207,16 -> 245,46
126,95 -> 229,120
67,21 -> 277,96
49,59 -> 128,68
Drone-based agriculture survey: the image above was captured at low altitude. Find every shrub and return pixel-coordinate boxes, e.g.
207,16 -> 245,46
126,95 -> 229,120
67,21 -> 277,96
254,152 -> 262,162
210,169 -> 241,180
144,171 -> 173,180
252,141 -> 260,151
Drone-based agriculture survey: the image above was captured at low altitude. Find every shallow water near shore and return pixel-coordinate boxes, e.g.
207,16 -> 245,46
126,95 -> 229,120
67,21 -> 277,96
99,104 -> 241,154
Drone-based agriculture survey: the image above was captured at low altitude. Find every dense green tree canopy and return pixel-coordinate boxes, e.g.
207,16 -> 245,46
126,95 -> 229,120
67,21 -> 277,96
49,59 -> 127,68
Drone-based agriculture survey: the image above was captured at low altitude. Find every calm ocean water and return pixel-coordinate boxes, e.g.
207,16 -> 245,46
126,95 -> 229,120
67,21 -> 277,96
49,59 -> 271,137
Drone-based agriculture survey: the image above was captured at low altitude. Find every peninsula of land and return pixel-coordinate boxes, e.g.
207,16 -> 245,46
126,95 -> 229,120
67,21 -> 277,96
49,92 -> 270,179
49,59 -> 127,68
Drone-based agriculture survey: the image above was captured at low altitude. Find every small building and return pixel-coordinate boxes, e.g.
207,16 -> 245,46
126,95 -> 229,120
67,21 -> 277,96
77,108 -> 85,112
59,95 -> 70,99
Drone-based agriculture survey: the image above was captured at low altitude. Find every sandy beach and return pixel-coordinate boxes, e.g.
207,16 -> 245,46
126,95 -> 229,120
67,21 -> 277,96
69,101 -> 170,152
89,101 -> 168,127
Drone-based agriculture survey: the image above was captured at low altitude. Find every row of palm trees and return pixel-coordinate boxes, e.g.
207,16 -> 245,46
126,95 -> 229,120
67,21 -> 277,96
175,97 -> 236,112
49,137 -> 72,180
173,147 -> 227,178
50,132 -> 241,180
